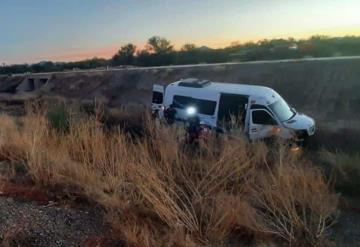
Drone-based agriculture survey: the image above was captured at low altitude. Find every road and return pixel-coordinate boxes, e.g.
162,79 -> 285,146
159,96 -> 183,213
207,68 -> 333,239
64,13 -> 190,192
11,55 -> 360,77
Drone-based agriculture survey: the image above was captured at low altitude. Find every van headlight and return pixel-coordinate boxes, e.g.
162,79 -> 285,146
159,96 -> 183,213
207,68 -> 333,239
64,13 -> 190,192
308,125 -> 315,136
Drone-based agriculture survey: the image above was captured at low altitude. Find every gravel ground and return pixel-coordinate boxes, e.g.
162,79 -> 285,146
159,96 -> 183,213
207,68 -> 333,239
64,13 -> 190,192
0,197 -> 109,247
333,210 -> 360,247
332,196 -> 360,247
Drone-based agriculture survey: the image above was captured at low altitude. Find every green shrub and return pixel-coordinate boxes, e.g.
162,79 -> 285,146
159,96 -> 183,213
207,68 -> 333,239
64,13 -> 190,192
47,103 -> 70,133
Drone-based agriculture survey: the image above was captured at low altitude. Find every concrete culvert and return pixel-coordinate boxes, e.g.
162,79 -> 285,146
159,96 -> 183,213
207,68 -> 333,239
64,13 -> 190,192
16,77 -> 49,92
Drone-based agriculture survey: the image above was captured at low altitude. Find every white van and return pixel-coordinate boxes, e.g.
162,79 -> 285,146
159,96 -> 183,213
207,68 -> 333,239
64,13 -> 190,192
152,78 -> 315,142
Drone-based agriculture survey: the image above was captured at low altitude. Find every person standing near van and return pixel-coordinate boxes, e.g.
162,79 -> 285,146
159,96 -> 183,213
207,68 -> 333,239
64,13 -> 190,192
164,104 -> 177,124
186,115 -> 201,144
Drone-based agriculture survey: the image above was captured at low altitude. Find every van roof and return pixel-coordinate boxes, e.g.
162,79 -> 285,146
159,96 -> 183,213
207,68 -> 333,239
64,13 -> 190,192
172,79 -> 278,101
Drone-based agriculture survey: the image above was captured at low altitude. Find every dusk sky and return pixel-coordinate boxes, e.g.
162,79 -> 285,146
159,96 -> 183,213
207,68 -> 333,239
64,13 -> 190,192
1,0 -> 360,64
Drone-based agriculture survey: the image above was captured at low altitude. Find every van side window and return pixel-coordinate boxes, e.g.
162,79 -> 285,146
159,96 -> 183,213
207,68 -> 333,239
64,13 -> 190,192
173,95 -> 217,115
173,95 -> 192,108
252,110 -> 277,125
196,99 -> 217,115
218,94 -> 248,124
152,91 -> 163,104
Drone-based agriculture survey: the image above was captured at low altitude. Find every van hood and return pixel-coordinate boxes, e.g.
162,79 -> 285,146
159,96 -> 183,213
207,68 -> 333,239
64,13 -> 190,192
283,113 -> 315,134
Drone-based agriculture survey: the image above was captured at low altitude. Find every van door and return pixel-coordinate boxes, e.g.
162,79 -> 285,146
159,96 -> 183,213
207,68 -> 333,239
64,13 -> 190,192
197,100 -> 218,127
249,108 -> 278,140
152,84 -> 165,117
171,95 -> 218,127
217,93 -> 249,130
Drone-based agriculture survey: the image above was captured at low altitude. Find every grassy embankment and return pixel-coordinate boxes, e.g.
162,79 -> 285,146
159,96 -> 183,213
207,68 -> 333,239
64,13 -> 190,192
0,105 -> 340,246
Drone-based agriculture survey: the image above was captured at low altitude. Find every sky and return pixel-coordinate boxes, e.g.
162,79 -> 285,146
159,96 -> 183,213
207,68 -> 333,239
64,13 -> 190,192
1,0 -> 360,64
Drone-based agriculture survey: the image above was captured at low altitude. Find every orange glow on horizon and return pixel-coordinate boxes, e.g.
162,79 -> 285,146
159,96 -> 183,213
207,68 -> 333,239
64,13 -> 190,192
43,43 -> 146,62
46,45 -> 123,62
42,27 -> 360,63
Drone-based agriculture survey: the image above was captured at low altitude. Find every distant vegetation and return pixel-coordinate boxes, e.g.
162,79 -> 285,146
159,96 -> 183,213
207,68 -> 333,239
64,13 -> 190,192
1,35 -> 360,74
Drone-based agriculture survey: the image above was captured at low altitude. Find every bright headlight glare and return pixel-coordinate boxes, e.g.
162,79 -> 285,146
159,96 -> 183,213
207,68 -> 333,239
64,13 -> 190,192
186,106 -> 197,116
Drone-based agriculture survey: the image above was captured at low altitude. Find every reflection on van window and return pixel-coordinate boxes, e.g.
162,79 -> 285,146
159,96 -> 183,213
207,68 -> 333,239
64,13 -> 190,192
173,95 -> 216,115
269,98 -> 294,121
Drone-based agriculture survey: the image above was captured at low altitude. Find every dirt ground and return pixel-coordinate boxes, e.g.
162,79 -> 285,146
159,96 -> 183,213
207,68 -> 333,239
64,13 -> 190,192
0,197 -> 108,247
0,161 -> 117,247
331,197 -> 360,247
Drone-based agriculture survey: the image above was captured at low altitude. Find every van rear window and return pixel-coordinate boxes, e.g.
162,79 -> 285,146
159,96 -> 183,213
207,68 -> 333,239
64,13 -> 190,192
152,91 -> 163,104
173,95 -> 216,115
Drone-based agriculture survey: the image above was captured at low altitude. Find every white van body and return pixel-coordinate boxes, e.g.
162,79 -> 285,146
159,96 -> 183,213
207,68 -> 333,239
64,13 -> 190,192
152,78 -> 315,141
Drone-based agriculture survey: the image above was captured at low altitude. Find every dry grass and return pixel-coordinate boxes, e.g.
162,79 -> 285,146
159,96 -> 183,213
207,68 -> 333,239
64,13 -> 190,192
318,150 -> 360,196
0,107 -> 338,246
249,148 -> 338,246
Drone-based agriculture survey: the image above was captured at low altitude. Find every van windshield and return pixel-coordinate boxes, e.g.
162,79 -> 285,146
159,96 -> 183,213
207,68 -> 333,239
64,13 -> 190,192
269,98 -> 295,122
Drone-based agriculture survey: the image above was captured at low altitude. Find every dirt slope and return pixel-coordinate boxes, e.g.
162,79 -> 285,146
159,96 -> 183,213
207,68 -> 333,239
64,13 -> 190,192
3,57 -> 360,130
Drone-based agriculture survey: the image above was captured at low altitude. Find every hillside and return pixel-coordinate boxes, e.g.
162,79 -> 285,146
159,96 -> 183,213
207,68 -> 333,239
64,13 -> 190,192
2,57 -> 360,131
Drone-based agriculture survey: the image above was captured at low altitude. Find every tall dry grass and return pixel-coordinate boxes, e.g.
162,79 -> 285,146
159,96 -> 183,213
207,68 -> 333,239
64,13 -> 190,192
318,149 -> 360,196
249,146 -> 338,246
0,107 -> 338,246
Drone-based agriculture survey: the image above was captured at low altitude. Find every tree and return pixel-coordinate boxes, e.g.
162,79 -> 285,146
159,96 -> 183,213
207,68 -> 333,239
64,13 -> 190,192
146,36 -> 173,54
2,35 -> 360,74
135,50 -> 152,66
181,43 -> 197,52
112,43 -> 137,66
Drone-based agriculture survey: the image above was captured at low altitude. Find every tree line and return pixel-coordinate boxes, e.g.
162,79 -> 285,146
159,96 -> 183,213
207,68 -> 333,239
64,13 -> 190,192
1,35 -> 360,75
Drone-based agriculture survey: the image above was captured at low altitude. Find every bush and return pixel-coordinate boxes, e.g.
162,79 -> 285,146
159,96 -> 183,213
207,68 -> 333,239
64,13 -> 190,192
249,152 -> 338,246
46,103 -> 70,133
318,150 -> 360,196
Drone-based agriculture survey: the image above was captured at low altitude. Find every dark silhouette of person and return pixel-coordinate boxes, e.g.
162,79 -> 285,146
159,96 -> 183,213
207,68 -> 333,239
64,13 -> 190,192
164,104 -> 177,124
186,115 -> 201,144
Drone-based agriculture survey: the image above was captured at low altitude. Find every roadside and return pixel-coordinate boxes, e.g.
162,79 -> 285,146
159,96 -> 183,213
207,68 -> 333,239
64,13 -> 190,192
333,196 -> 360,247
0,162 -> 118,247
0,196 -> 108,247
